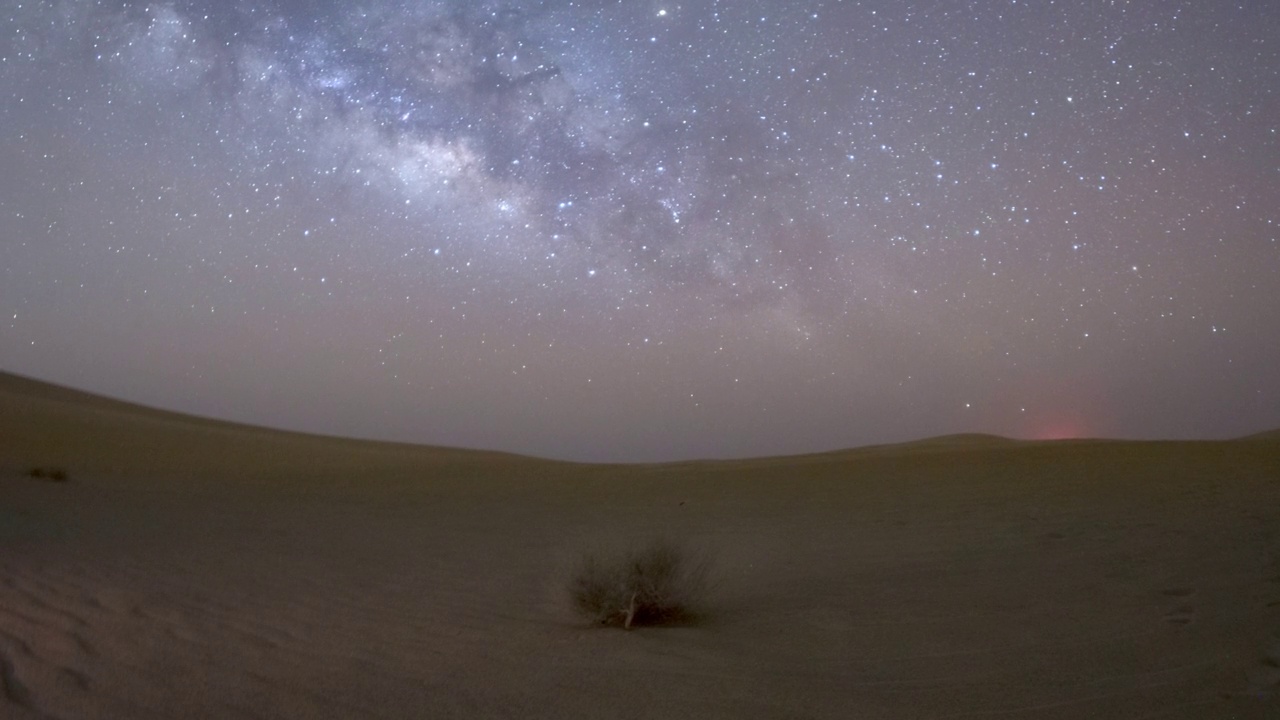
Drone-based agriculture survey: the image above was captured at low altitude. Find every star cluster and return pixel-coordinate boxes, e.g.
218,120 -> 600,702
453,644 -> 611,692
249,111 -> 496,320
2,1 -> 1277,460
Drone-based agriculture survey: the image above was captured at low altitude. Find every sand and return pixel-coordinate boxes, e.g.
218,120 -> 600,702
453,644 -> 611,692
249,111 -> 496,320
2,370 -> 1279,718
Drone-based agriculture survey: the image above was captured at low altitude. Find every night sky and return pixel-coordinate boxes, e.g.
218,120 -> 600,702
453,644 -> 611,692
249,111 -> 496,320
2,1 -> 1277,461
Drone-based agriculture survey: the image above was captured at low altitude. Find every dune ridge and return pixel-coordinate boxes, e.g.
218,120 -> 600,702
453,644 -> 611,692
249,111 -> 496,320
3,370 -> 1280,718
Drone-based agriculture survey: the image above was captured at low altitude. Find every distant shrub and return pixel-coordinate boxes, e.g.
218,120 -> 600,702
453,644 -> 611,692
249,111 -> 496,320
569,539 -> 713,629
27,467 -> 69,482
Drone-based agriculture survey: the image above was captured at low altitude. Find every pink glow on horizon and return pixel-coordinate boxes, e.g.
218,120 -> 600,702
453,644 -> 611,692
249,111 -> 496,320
1028,419 -> 1089,441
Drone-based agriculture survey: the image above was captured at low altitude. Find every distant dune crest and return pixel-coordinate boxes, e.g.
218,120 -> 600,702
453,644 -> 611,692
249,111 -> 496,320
2,370 -> 1277,461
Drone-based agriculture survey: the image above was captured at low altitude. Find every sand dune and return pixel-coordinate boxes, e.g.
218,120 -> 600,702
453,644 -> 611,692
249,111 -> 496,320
3,371 -> 1279,718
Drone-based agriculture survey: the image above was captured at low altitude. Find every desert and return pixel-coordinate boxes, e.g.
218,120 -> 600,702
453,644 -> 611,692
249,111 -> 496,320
7,1 -> 1280,717
3,371 -> 1278,718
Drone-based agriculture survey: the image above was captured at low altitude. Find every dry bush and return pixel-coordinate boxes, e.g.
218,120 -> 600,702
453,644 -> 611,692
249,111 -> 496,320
569,538 -> 713,629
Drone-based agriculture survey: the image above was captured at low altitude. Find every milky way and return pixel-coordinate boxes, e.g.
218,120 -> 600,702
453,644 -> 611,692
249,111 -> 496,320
2,1 -> 1278,460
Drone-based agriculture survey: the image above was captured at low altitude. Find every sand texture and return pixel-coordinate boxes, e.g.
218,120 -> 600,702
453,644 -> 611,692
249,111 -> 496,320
3,371 -> 1280,718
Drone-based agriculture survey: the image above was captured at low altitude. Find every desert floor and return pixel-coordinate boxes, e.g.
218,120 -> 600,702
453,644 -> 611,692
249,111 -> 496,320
2,371 -> 1279,719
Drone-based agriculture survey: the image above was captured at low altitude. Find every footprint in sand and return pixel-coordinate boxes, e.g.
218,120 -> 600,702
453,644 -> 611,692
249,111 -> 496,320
0,646 -> 35,711
1259,635 -> 1280,666
1159,588 -> 1196,625
1244,631 -> 1280,698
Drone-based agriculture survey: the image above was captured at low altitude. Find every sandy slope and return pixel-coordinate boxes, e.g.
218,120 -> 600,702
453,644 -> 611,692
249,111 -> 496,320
2,371 -> 1279,719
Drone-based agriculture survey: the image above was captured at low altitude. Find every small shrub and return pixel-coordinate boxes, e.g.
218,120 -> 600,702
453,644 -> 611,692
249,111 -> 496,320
27,467 -> 69,482
569,538 -> 713,629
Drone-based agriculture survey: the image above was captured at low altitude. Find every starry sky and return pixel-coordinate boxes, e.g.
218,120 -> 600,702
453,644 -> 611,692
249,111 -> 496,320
2,1 -> 1278,462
